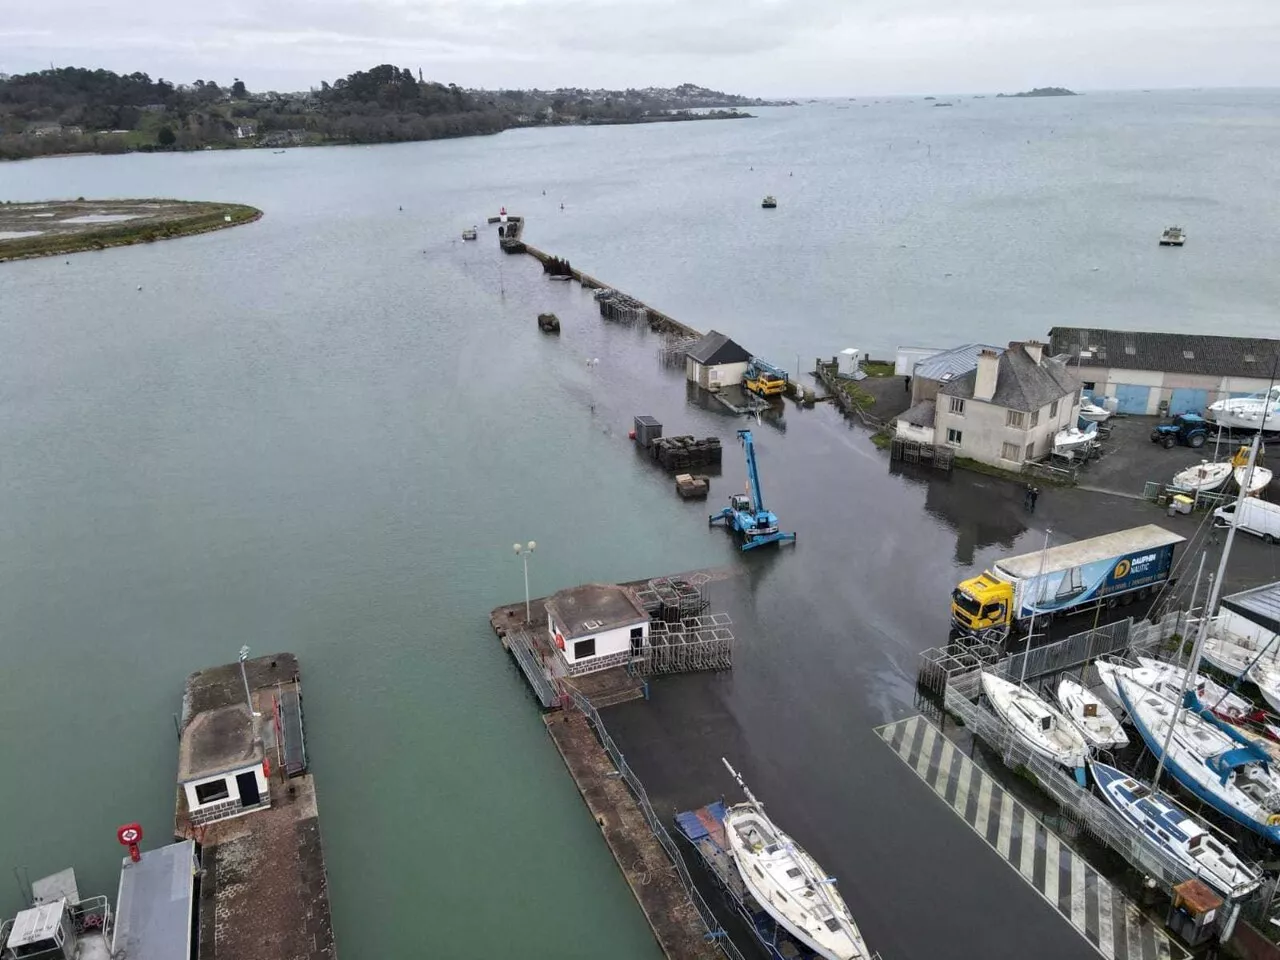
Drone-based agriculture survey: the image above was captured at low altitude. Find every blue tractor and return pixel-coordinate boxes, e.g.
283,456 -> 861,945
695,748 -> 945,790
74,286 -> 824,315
1150,413 -> 1209,449
709,429 -> 797,551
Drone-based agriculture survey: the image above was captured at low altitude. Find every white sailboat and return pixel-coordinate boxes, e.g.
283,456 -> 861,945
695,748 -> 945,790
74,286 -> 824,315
1117,674 -> 1280,844
722,760 -> 871,960
1057,678 -> 1128,749
982,673 -> 1088,783
1170,461 -> 1232,493
1247,660 -> 1280,715
1089,760 -> 1261,898
1095,657 -> 1256,722
1208,385 -> 1280,433
1235,464 -> 1273,496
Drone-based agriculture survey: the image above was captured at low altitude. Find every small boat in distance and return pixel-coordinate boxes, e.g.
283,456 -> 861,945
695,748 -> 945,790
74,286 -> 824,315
982,673 -> 1087,785
1089,760 -> 1261,898
1160,226 -> 1186,246
461,226 -> 478,241
762,196 -> 778,209
1171,460 -> 1232,494
721,760 -> 871,960
1057,677 -> 1128,750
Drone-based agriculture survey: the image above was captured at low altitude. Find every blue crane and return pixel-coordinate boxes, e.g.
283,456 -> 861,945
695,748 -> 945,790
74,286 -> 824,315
709,429 -> 797,551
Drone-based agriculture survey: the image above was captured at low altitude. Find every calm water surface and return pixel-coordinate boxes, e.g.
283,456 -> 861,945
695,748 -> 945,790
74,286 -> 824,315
1,90 -> 1278,957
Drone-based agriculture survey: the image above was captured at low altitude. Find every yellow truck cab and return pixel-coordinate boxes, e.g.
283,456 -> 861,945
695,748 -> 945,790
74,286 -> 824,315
745,371 -> 787,397
951,573 -> 1014,636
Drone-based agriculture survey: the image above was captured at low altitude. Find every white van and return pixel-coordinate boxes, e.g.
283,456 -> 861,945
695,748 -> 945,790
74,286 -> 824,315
1214,498 -> 1280,544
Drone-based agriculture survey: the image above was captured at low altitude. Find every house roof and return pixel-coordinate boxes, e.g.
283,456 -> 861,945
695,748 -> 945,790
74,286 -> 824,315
686,330 -> 752,366
938,342 -> 1079,412
913,343 -> 1002,383
897,399 -> 936,429
546,583 -> 648,640
1049,327 -> 1280,377
1221,581 -> 1280,637
177,703 -> 265,783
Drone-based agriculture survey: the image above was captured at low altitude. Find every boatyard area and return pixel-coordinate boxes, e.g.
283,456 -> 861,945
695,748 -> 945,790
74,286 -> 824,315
175,653 -> 336,960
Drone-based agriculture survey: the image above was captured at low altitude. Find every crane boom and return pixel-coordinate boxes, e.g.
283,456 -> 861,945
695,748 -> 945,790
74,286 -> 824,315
738,429 -> 765,514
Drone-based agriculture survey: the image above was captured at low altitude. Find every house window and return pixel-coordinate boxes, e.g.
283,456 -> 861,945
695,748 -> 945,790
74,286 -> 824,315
629,627 -> 644,655
1030,410 -> 1040,428
1001,441 -> 1021,461
1244,354 -> 1256,364
948,397 -> 965,415
1182,350 -> 1194,359
945,428 -> 963,445
574,638 -> 596,660
195,779 -> 230,805
1006,410 -> 1025,428
1124,344 -> 1136,356
1026,441 -> 1036,461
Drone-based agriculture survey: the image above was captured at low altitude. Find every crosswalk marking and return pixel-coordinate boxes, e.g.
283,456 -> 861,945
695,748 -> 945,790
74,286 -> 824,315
875,715 -> 1188,960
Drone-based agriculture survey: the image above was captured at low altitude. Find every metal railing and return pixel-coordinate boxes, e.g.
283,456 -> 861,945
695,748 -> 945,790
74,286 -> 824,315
565,687 -> 748,960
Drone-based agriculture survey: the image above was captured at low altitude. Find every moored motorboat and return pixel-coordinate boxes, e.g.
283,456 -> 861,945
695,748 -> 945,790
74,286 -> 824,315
761,196 -> 778,209
982,673 -> 1087,784
1208,386 -> 1280,433
722,760 -> 871,960
1117,675 -> 1280,844
1057,678 -> 1128,749
1089,760 -> 1260,898
1170,460 -> 1232,493
1159,226 -> 1186,246
461,226 -> 478,241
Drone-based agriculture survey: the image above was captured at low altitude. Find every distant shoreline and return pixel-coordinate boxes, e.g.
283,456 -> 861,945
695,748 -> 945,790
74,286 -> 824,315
0,200 -> 262,262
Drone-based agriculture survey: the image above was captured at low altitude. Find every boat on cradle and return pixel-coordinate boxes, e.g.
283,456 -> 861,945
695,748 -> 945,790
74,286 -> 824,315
1235,464 -> 1272,496
761,196 -> 778,209
722,760 -> 871,960
1095,656 -> 1258,724
1089,760 -> 1261,898
1117,675 -> 1280,843
1057,677 -> 1128,750
1079,402 -> 1112,423
1159,226 -> 1186,246
1200,633 -> 1257,679
1171,461 -> 1232,494
1248,660 -> 1280,715
981,672 -> 1088,785
1053,421 -> 1098,456
461,226 -> 478,240
1208,385 -> 1280,433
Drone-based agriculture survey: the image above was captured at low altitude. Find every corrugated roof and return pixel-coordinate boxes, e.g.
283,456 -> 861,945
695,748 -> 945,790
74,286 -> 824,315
913,343 -> 1001,383
114,841 -> 196,960
686,330 -> 752,366
897,399 -> 936,428
1222,582 -> 1280,636
938,342 -> 1080,413
1049,327 -> 1280,377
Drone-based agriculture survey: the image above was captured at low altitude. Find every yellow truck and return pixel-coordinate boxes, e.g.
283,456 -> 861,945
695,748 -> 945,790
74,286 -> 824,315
950,525 -> 1185,641
744,358 -> 789,397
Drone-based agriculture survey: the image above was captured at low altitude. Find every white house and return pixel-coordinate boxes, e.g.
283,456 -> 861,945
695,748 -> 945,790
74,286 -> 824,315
176,702 -> 271,827
1049,327 -> 1280,416
895,400 -> 936,443
932,340 -> 1081,468
685,330 -> 752,392
546,583 -> 650,676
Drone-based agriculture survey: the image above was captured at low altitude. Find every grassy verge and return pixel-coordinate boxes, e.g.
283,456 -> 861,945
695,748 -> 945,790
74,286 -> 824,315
837,380 -> 875,409
871,428 -> 894,449
0,201 -> 262,262
859,360 -> 896,377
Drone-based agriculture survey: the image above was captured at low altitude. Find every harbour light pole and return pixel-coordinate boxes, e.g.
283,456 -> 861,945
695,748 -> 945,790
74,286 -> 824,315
513,541 -> 536,622
238,645 -> 259,717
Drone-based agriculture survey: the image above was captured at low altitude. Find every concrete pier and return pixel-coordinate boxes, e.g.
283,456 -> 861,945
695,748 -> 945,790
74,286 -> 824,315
174,653 -> 336,960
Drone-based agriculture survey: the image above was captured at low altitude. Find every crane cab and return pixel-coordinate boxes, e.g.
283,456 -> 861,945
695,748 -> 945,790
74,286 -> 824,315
730,494 -> 751,513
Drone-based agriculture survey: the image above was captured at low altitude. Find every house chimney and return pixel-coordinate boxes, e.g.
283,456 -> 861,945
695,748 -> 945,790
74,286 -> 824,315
974,350 -> 1000,401
1020,340 -> 1044,365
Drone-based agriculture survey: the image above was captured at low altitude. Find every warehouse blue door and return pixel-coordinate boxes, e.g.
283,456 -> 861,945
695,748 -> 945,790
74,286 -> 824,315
1113,384 -> 1151,415
1168,388 -> 1209,416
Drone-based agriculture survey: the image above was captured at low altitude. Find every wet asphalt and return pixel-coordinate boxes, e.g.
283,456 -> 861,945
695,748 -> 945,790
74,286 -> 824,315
536,282 -> 1280,960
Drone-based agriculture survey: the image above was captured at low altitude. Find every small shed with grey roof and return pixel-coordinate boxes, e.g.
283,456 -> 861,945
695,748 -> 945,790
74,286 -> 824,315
685,330 -> 753,392
1048,326 -> 1280,416
545,583 -> 650,675
177,702 -> 271,826
895,399 -> 937,443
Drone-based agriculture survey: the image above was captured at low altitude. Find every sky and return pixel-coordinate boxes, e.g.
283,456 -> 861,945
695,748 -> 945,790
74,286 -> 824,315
3,0 -> 1279,96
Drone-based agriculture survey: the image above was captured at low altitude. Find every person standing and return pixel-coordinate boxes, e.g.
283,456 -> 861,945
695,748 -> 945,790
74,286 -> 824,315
1030,486 -> 1041,512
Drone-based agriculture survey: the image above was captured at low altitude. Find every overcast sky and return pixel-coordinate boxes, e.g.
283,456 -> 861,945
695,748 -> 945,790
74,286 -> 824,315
4,0 -> 1279,96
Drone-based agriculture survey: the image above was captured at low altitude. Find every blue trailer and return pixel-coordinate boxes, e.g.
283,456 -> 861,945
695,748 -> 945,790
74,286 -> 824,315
674,801 -> 822,960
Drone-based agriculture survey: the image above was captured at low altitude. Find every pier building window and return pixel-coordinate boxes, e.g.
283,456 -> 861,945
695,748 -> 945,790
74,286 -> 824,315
195,779 -> 230,804
1001,442 -> 1020,462
948,397 -> 965,415
574,637 -> 596,660
1051,398 -> 1062,415
945,428 -> 962,446
1005,410 -> 1026,429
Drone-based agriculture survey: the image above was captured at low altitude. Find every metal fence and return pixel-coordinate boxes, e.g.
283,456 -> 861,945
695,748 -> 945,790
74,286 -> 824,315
565,687 -> 748,960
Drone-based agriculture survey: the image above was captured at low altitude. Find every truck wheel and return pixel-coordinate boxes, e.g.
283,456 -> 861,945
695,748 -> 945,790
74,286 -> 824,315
1162,436 -> 1175,449
1189,433 -> 1206,448
1266,534 -> 1276,545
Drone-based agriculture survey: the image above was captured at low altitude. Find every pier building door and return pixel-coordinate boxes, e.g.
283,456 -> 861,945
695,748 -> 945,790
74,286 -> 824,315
237,771 -> 261,807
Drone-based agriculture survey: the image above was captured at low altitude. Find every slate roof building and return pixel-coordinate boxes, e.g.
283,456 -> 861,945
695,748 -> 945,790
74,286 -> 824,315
1048,327 -> 1280,416
931,341 -> 1081,468
685,330 -> 752,392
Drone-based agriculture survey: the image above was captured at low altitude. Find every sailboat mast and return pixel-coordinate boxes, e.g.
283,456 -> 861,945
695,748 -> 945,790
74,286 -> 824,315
1153,552 -> 1206,793
1018,529 -> 1052,689
722,758 -> 761,808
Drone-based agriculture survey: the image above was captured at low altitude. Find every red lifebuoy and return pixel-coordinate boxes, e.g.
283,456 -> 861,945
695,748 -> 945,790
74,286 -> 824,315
555,631 -> 565,650
117,823 -> 143,846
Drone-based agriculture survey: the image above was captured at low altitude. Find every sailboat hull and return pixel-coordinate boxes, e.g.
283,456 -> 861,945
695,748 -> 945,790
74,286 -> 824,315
982,673 -> 1088,784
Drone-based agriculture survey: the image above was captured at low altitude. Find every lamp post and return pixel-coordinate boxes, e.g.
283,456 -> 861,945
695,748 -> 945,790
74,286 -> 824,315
513,541 -> 536,622
238,645 -> 259,717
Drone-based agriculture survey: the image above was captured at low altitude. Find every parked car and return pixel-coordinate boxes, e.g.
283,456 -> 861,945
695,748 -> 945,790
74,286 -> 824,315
1214,497 -> 1280,544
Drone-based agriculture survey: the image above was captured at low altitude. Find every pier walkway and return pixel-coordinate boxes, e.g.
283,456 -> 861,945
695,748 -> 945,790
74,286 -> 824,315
876,715 -> 1185,960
